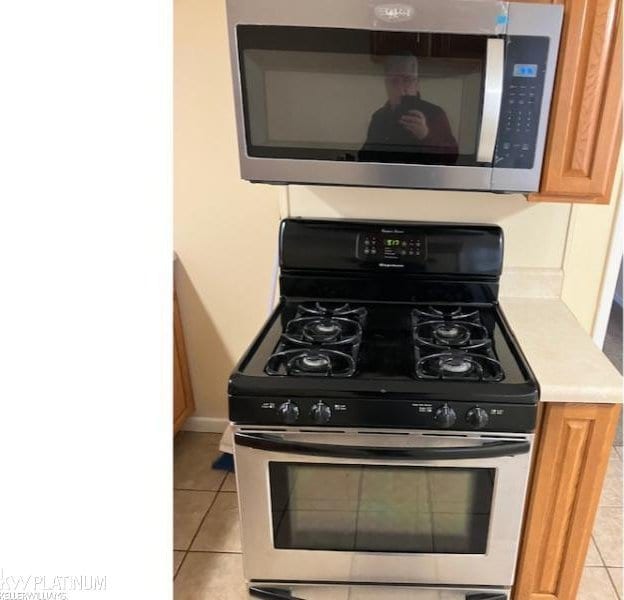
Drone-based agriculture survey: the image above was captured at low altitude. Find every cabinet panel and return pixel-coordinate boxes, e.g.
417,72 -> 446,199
174,292 -> 195,434
513,403 -> 621,600
522,0 -> 622,203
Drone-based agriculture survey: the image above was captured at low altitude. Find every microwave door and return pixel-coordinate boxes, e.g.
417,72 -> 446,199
233,25 -> 499,190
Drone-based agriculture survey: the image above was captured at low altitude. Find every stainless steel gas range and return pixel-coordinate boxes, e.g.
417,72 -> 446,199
228,219 -> 539,600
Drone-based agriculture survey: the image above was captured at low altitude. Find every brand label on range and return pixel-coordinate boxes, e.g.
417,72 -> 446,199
411,403 -> 433,413
333,404 -> 347,411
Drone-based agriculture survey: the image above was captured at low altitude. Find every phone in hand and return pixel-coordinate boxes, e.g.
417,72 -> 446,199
399,95 -> 425,115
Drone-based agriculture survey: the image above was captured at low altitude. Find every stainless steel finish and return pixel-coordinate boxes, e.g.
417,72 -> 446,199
477,39 -> 505,163
227,0 -> 563,192
226,0 -> 506,191
491,2 -> 564,192
234,426 -> 534,587
240,158 -> 494,191
226,0 -> 508,33
249,582 -> 508,599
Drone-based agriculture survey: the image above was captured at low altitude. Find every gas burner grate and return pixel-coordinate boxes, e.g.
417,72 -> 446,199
413,305 -> 480,322
265,302 -> 366,377
266,348 -> 356,377
412,305 -> 505,382
414,320 -> 490,350
297,302 -> 367,322
416,351 -> 504,382
283,316 -> 362,346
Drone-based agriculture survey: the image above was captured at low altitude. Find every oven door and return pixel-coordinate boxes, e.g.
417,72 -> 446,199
233,427 -> 533,588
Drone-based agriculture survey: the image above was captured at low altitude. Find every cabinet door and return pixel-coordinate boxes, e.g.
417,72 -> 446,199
513,403 -> 621,599
520,0 -> 622,204
174,293 -> 195,434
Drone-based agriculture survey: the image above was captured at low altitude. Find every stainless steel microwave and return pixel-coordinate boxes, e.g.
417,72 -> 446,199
226,0 -> 563,192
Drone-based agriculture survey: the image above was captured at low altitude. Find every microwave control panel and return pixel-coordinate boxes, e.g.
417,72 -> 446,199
494,36 -> 550,170
356,231 -> 427,264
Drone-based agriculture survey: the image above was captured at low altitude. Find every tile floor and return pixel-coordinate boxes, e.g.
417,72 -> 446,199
173,431 -> 623,599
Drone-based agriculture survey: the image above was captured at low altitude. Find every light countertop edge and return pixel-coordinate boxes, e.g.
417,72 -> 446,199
500,297 -> 623,404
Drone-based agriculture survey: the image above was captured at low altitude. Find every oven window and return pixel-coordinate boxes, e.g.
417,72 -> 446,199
237,26 -> 487,166
269,463 -> 494,553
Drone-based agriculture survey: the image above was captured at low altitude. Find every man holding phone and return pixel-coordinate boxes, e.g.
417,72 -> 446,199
361,53 -> 459,163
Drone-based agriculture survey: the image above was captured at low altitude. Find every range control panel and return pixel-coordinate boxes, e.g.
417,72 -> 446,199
357,230 -> 427,264
230,398 -> 536,433
494,36 -> 550,170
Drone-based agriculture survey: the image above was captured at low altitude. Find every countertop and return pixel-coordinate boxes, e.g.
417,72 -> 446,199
501,296 -> 622,404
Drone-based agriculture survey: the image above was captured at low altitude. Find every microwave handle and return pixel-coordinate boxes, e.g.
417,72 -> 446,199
476,37 -> 505,163
234,432 -> 530,460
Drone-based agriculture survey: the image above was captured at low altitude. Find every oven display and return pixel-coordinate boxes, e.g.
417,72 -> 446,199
358,232 -> 426,263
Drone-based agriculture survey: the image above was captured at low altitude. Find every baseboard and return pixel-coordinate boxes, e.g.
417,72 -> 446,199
181,416 -> 229,433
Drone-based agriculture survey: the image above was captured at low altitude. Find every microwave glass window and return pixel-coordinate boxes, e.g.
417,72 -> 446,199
238,26 -> 488,166
269,463 -> 495,553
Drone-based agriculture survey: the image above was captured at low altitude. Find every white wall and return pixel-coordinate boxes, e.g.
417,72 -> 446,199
174,0 -> 281,421
288,186 -> 571,269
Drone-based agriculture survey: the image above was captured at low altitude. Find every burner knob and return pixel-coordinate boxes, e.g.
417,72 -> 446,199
310,402 -> 331,425
278,401 -> 300,424
434,404 -> 457,429
466,407 -> 489,429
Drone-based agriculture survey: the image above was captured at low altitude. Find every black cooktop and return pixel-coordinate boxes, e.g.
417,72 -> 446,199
228,219 -> 539,433
230,299 -> 535,400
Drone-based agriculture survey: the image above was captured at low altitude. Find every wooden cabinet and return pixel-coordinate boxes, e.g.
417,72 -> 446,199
174,292 -> 195,434
519,0 -> 622,204
513,402 -> 621,599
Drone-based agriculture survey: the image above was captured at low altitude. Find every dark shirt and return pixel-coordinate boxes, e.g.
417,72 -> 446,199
360,96 -> 459,164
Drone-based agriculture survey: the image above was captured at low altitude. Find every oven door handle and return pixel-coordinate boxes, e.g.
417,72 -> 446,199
249,587 -> 304,600
235,432 -> 530,460
248,587 -> 507,600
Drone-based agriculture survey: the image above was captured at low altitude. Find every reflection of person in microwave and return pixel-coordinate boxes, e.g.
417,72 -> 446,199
360,54 -> 459,164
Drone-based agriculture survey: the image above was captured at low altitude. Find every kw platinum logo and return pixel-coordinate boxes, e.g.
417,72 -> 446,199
374,4 -> 414,22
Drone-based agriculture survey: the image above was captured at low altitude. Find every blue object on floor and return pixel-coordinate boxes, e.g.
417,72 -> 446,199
212,452 -> 235,472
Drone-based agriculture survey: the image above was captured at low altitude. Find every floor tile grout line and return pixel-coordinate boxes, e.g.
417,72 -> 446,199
584,566 -> 621,600
173,550 -> 187,581
587,534 -> 604,567
593,533 -> 609,568
593,531 -> 623,569
180,477 -> 231,552
183,491 -> 220,554
605,566 -> 622,600
173,435 -> 234,581
591,506 -> 624,569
